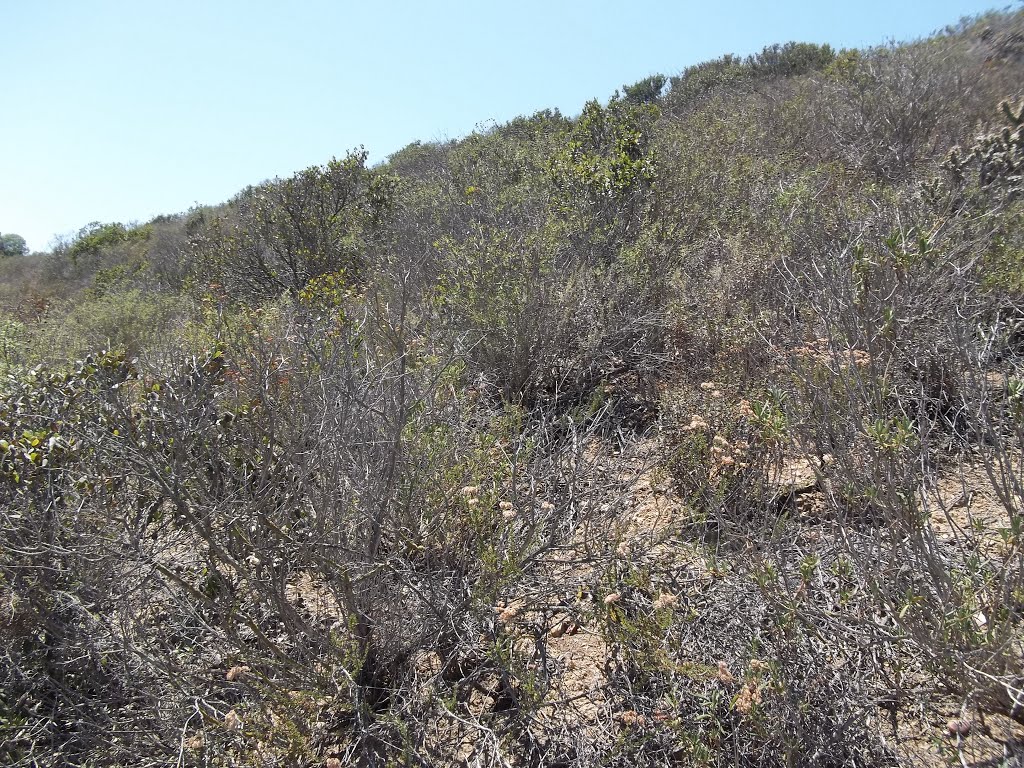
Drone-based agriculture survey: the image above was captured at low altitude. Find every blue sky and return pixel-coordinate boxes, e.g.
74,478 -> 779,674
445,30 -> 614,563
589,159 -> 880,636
1,0 -> 1010,251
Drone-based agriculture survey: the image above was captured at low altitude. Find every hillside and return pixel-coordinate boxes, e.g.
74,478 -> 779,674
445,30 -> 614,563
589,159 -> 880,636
2,10 -> 1024,767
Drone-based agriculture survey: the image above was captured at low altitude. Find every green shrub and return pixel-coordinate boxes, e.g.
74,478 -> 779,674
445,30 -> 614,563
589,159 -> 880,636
29,289 -> 189,362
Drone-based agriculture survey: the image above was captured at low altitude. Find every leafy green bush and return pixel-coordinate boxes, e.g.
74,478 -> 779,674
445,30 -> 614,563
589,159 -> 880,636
29,289 -> 189,362
190,150 -> 399,302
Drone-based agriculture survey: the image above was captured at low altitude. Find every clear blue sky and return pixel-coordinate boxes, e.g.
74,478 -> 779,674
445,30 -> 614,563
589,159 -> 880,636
1,0 -> 1010,251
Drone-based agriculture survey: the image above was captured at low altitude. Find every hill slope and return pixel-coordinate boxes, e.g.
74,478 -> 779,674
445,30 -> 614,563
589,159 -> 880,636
2,10 -> 1024,767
